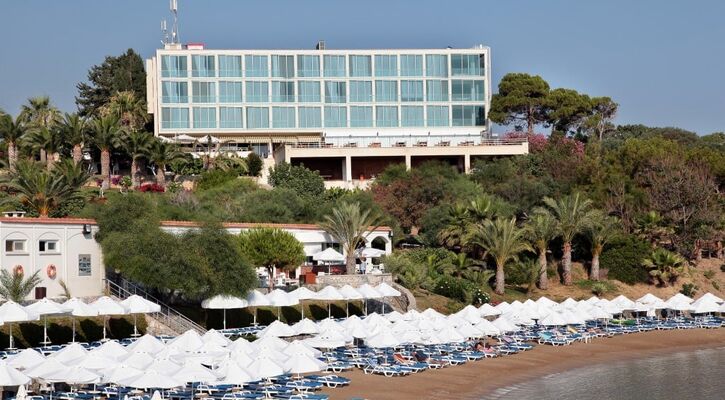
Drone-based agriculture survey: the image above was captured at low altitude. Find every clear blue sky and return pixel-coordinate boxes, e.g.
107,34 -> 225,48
1,0 -> 723,134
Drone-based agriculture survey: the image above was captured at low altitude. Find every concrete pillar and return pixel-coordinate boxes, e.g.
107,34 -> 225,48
405,154 -> 412,170
344,156 -> 352,182
464,154 -> 471,173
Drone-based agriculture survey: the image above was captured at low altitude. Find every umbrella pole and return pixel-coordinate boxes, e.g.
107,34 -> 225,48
328,302 -> 331,319
103,316 -> 108,340
346,301 -> 349,318
133,314 -> 138,336
71,317 -> 76,343
43,316 -> 49,344
300,301 -> 304,319
223,309 -> 227,330
9,323 -> 13,349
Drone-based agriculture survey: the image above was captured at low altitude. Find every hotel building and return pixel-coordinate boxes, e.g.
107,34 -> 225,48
146,43 -> 528,187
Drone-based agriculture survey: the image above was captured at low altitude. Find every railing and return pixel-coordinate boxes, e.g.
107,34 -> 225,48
105,277 -> 206,335
289,137 -> 528,149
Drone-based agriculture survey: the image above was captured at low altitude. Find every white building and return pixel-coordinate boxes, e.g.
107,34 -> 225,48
146,43 -> 528,187
0,216 -> 392,299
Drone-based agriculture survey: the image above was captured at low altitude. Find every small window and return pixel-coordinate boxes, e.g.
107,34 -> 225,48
39,240 -> 59,253
5,240 -> 26,253
78,254 -> 92,276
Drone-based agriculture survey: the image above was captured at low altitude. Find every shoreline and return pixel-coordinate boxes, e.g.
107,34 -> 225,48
323,328 -> 725,400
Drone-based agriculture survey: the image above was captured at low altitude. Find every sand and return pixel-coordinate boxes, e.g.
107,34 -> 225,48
322,328 -> 725,400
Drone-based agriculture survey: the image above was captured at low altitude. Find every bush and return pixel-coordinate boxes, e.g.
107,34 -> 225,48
680,283 -> 698,297
196,169 -> 238,191
433,276 -> 468,303
470,287 -> 490,306
600,235 -> 651,284
712,281 -> 720,291
720,264 -> 725,273
246,153 -> 264,177
268,162 -> 325,200
703,270 -> 715,280
138,183 -> 165,193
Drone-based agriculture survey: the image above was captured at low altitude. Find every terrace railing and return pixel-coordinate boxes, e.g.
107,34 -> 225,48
289,136 -> 528,149
105,276 -> 206,335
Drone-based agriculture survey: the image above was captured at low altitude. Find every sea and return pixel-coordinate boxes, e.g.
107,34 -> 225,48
482,346 -> 725,400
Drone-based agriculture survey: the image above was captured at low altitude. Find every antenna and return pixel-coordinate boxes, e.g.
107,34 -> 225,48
161,19 -> 168,45
170,0 -> 179,44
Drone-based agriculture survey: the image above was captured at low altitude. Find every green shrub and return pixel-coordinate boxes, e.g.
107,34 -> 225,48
600,235 -> 651,284
469,287 -> 490,305
196,169 -> 238,191
434,276 -> 468,303
680,283 -> 698,297
246,153 -> 263,177
712,281 -> 720,291
268,162 -> 325,200
720,264 -> 725,273
703,270 -> 715,280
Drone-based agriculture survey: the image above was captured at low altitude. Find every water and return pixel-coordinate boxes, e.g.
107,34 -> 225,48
483,347 -> 725,400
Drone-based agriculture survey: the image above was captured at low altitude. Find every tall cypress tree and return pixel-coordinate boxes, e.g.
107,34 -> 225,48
76,49 -> 146,118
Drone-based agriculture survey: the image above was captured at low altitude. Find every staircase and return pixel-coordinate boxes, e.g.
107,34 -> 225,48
105,277 -> 206,335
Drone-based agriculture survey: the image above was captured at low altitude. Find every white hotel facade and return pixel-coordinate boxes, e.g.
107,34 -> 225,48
146,43 -> 528,187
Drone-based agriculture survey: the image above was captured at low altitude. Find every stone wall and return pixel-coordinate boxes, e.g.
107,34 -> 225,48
313,273 -> 393,289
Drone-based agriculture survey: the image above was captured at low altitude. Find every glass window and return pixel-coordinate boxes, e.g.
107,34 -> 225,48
350,106 -> 373,127
192,82 -> 216,103
161,55 -> 187,78
272,81 -> 295,102
425,55 -> 448,77
376,106 -> 398,127
78,254 -> 91,277
375,81 -> 397,102
400,80 -> 424,102
452,105 -> 486,126
400,55 -> 423,76
271,55 -> 295,78
374,55 -> 397,77
349,81 -> 372,102
324,106 -> 347,127
452,54 -> 485,76
219,107 -> 243,128
193,107 -> 216,128
427,106 -> 449,127
323,55 -> 346,77
245,55 -> 268,77
5,239 -> 26,252
298,107 -> 322,128
218,55 -> 242,77
324,81 -> 346,103
161,108 -> 189,129
246,81 -> 269,102
297,55 -> 320,77
349,55 -> 372,77
401,106 -> 424,127
39,240 -> 59,253
192,55 -> 215,77
272,107 -> 296,128
298,81 -> 321,102
426,80 -> 448,102
218,81 -> 242,103
162,81 -> 188,103
247,107 -> 269,128
452,80 -> 485,101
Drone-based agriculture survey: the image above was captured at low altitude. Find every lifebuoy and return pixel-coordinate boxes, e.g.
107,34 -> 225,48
47,264 -> 57,279
13,265 -> 24,276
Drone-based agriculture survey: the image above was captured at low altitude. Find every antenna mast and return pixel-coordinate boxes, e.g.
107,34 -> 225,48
160,19 -> 168,45
170,0 -> 179,44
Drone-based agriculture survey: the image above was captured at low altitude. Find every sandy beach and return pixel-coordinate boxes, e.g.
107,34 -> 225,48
323,328 -> 725,400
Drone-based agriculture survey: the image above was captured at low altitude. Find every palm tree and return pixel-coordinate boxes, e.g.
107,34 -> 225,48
18,96 -> 61,163
642,248 -> 686,287
437,204 -> 470,249
24,127 -> 63,170
586,211 -> 620,281
467,218 -> 531,295
123,130 -> 153,188
524,210 -> 558,290
1,159 -> 90,217
148,139 -> 186,186
91,115 -> 122,189
58,113 -> 88,164
319,202 -> 383,275
467,194 -> 510,222
0,114 -> 26,171
0,269 -> 42,302
543,193 -> 596,285
101,91 -> 148,131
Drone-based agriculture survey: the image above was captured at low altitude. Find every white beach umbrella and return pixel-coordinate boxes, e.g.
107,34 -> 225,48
146,359 -> 182,375
62,298 -> 99,342
216,360 -> 256,384
90,296 -> 128,340
303,331 -> 348,349
478,303 -> 502,317
456,323 -> 483,338
118,369 -> 183,389
202,329 -> 232,346
494,302 -> 512,313
25,298 -> 69,345
120,295 -> 160,336
366,328 -> 401,348
173,362 -> 217,384
101,364 -> 144,385
357,283 -> 383,315
78,353 -> 119,371
291,318 -> 319,335
266,289 -> 299,319
536,296 -> 558,308
313,247 -> 345,263
245,290 -> 271,325
5,348 -> 45,370
611,295 -> 636,310
253,335 -> 290,352
719,302 -> 725,313
637,293 -> 663,304
692,292 -> 724,306
403,309 -> 424,321
667,293 -> 694,305
587,306 -> 613,320
374,282 -> 401,314
120,352 -> 155,369
560,298 -> 578,309
421,308 -> 446,319
285,340 -> 322,357
473,319 -> 501,336
290,286 -> 318,318
492,316 -> 518,333
41,365 -> 100,384
202,295 -> 248,330
435,326 -> 466,343
0,360 -> 31,386
49,342 -> 88,364
167,330 -> 204,352
24,357 -> 66,379
540,312 -> 567,326
357,247 -> 386,258
584,296 -> 600,305
126,334 -> 166,354
692,298 -> 720,314
339,285 -> 364,317
0,301 -> 38,349
229,337 -> 254,354
284,354 -> 326,376
316,286 -> 345,318
246,357 -> 285,379
259,320 -> 296,338
174,134 -> 196,142
385,310 -> 404,322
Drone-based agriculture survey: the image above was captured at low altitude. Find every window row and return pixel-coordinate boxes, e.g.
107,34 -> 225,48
5,239 -> 59,253
161,105 -> 485,129
161,54 -> 485,78
162,80 -> 485,104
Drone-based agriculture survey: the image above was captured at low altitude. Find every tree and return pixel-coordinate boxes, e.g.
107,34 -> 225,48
246,152 -> 264,177
268,162 -> 325,200
0,114 -> 26,171
489,73 -> 550,135
238,227 -> 305,289
122,130 -> 153,188
583,97 -> 618,141
319,202 -> 382,275
524,210 -> 558,290
586,211 -> 620,281
76,49 -> 146,118
642,248 -> 686,287
437,204 -> 471,250
0,270 -> 42,302
18,96 -> 61,129
91,115 -> 123,189
542,193 -> 596,285
467,218 -> 531,295
544,88 -> 592,135
101,91 -> 148,131
148,139 -> 186,186
1,159 -> 90,217
58,113 -> 88,164
24,127 -> 63,170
